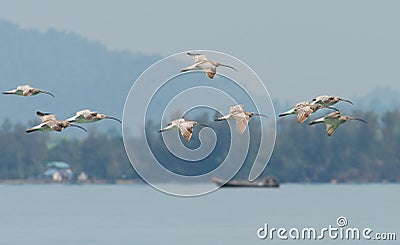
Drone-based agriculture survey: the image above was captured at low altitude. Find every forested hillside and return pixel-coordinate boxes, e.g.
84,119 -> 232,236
0,108 -> 399,182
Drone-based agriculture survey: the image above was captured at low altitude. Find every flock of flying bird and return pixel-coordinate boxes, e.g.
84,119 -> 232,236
2,85 -> 121,133
3,52 -> 366,140
159,52 -> 367,141
279,96 -> 366,136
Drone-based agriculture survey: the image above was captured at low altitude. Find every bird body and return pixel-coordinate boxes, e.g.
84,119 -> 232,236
66,109 -> 121,124
311,95 -> 353,107
3,85 -> 54,97
215,104 -> 268,134
159,118 -> 209,142
26,111 -> 87,133
181,52 -> 237,79
279,101 -> 336,124
309,111 -> 366,136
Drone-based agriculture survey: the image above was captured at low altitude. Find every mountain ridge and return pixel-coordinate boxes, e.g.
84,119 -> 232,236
0,19 -> 160,133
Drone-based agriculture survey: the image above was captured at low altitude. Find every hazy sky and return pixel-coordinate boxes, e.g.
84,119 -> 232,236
0,0 -> 399,102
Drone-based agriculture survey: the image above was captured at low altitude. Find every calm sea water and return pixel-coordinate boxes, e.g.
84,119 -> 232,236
0,184 -> 398,245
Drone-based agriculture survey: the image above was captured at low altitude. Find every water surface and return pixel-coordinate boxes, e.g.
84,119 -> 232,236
0,184 -> 398,244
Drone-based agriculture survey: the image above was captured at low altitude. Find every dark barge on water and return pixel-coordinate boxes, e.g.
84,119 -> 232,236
211,177 -> 279,188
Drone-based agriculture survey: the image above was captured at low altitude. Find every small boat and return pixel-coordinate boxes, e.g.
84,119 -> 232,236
211,177 -> 279,188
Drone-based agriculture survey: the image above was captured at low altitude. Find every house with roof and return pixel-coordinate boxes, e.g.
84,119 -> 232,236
44,161 -> 73,181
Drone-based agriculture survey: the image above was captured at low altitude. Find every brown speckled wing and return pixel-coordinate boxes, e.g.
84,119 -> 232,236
236,118 -> 249,134
326,124 -> 339,136
180,125 -> 194,142
297,107 -> 312,124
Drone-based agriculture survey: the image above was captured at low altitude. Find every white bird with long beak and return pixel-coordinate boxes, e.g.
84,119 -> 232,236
279,101 -> 339,124
3,85 -> 54,97
180,52 -> 237,79
215,104 -> 268,134
309,111 -> 367,136
159,118 -> 209,142
26,111 -> 87,133
66,109 -> 121,124
310,95 -> 353,107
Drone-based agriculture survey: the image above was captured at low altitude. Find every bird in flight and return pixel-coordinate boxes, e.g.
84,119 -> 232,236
26,111 -> 87,133
159,118 -> 209,142
309,111 -> 367,136
181,52 -> 237,79
3,85 -> 54,97
215,104 -> 268,134
310,95 -> 353,107
66,109 -> 121,124
279,101 -> 338,124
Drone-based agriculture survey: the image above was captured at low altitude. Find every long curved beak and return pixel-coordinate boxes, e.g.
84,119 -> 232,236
70,124 -> 88,132
340,98 -> 353,105
41,90 -> 55,97
349,117 -> 367,124
105,116 -> 122,123
254,113 -> 268,118
219,64 -> 237,71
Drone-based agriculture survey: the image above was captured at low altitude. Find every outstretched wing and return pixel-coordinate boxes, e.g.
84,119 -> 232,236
68,110 -> 98,122
17,85 -> 31,91
179,123 -> 194,142
311,95 -> 329,105
181,63 -> 202,72
47,121 -> 63,132
229,104 -> 249,133
75,109 -> 92,115
325,123 -> 339,136
26,122 -> 51,133
296,106 -> 313,124
36,111 -> 56,122
235,118 -> 249,134
229,104 -> 244,113
325,111 -> 342,119
187,52 -> 208,63
66,114 -> 80,122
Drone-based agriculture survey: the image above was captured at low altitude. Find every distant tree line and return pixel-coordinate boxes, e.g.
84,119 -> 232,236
0,121 -> 135,180
267,109 -> 400,182
0,109 -> 399,182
